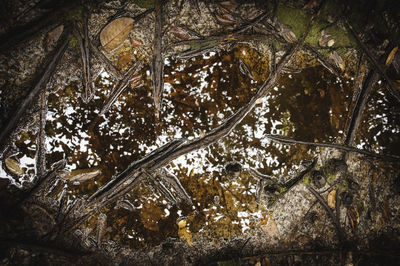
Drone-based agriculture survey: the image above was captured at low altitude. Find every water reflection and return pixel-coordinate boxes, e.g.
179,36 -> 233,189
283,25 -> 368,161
5,43 -> 399,249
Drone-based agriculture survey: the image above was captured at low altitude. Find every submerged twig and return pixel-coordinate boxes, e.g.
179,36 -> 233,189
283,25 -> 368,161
161,168 -> 193,205
304,43 -> 340,76
19,159 -> 66,204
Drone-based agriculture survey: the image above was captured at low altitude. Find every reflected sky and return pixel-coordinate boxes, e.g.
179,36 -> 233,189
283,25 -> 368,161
3,43 -> 399,248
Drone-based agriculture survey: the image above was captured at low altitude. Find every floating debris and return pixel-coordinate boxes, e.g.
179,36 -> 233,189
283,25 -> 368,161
4,157 -> 24,176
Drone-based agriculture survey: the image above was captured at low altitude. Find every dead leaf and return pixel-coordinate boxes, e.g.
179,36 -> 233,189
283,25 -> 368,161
170,26 -> 192,40
5,158 -> 24,176
100,17 -> 134,51
259,215 -> 280,238
330,51 -> 345,72
61,167 -> 101,182
130,38 -> 144,47
318,30 -> 330,47
177,217 -> 187,229
117,54 -> 132,69
385,46 -> 398,66
347,207 -> 359,230
219,1 -> 238,12
279,24 -> 297,43
215,13 -> 235,26
44,25 -> 64,47
328,189 -> 336,208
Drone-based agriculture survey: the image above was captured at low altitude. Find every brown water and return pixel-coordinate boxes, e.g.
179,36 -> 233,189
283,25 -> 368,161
5,43 -> 399,249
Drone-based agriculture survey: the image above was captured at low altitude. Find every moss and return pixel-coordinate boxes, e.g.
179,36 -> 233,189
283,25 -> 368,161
326,172 -> 336,185
301,174 -> 311,185
189,40 -> 219,50
217,260 -> 236,266
64,6 -> 83,22
280,187 -> 287,193
69,36 -> 78,48
133,0 -> 156,9
276,5 -> 310,38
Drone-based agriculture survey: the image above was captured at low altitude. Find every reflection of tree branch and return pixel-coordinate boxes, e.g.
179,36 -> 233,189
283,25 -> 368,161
266,134 -> 400,162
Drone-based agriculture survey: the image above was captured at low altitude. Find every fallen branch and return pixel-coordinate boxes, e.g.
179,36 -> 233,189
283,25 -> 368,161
89,41 -> 123,80
307,186 -> 345,244
0,29 -> 70,156
344,69 -> 378,146
0,239 -> 90,259
266,134 -> 400,162
304,43 -> 340,77
152,1 -> 165,115
74,10 -> 94,103
344,20 -> 400,102
35,89 -> 47,177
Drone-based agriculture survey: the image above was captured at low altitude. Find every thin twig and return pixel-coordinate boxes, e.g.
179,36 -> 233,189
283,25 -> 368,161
266,134 -> 400,162
91,61 -> 142,126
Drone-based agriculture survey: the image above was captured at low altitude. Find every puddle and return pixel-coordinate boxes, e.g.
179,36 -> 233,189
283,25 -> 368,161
5,43 -> 399,249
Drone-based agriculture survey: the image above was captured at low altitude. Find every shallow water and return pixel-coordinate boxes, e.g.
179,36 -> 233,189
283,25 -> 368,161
6,43 -> 399,248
